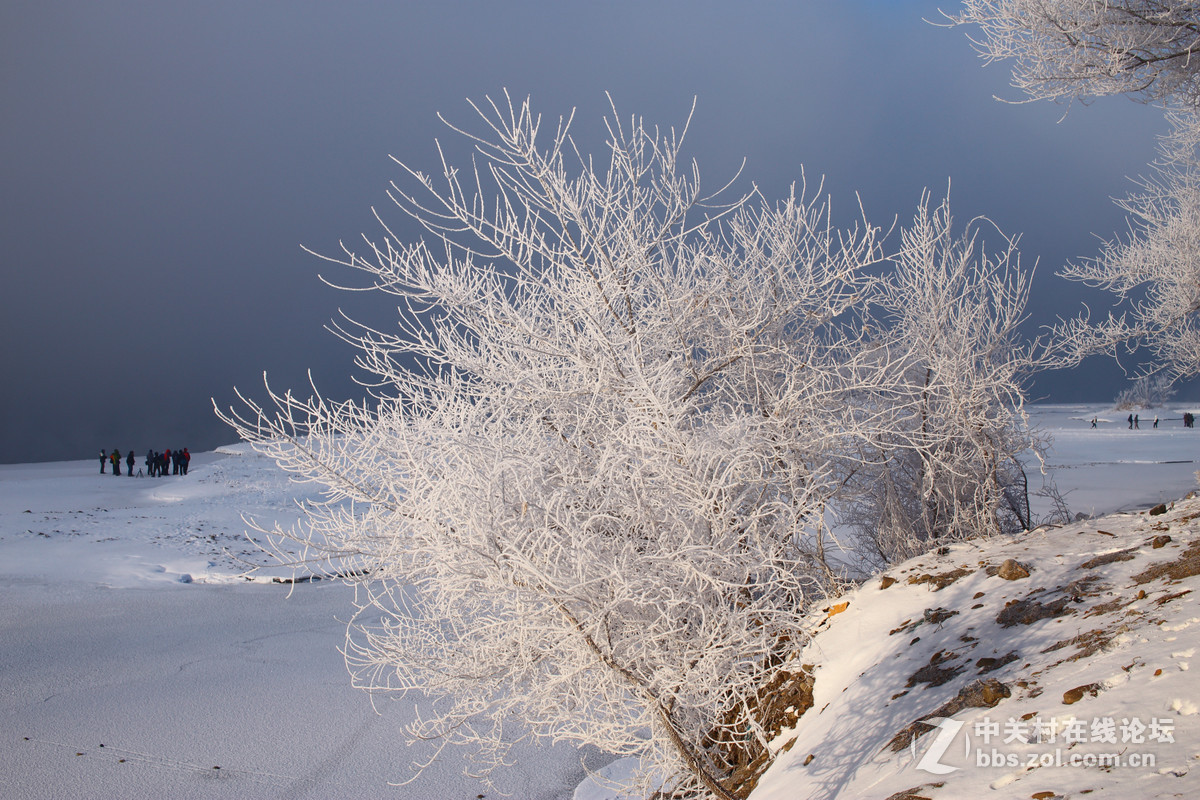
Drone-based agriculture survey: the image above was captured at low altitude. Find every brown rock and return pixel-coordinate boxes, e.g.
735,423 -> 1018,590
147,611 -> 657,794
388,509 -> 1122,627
997,559 -> 1030,580
1062,682 -> 1102,705
996,595 -> 1073,628
908,567 -> 973,590
976,651 -> 1020,674
1149,503 -> 1168,516
1151,535 -> 1172,549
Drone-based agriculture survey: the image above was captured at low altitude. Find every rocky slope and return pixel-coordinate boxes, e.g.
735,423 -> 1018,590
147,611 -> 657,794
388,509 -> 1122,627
750,496 -> 1200,800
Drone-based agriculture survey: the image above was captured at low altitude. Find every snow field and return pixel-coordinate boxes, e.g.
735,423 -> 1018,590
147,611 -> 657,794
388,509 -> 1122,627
1,403 -> 1197,798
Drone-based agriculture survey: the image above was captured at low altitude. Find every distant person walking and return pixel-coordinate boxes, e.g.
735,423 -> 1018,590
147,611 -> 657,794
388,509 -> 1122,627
181,448 -> 190,475
1154,416 -> 1159,429
126,449 -> 135,476
1091,417 -> 1098,428
1128,413 -> 1134,430
1135,414 -> 1140,429
99,449 -> 107,474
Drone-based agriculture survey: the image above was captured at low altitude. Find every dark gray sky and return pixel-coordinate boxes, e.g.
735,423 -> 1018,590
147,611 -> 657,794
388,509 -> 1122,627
0,0 -> 1175,464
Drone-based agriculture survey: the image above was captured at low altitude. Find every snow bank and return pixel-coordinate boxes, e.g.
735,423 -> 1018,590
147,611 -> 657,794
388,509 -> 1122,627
751,495 -> 1200,798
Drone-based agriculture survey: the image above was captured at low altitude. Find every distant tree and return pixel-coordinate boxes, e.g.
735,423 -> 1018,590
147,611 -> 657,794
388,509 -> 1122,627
221,95 -> 1041,798
1114,372 -> 1179,408
949,1 -> 1200,107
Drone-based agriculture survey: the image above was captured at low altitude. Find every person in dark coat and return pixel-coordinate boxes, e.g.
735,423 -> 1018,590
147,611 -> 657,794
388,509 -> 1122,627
126,449 -> 135,476
181,448 -> 190,475
111,448 -> 121,476
100,449 -> 107,474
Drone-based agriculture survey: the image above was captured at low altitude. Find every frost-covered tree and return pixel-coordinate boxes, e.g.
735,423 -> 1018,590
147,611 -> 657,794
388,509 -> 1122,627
1114,370 -> 1180,407
221,95 -> 1040,798
841,194 -> 1041,569
1057,112 -> 1200,379
950,3 -> 1200,380
949,1 -> 1200,107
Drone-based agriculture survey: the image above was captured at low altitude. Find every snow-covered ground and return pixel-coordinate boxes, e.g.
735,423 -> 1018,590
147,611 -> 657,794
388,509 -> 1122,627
0,445 -> 599,799
1,404 -> 1196,799
1028,404 -> 1200,519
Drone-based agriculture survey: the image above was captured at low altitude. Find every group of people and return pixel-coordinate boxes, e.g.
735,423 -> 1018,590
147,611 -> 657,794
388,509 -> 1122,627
1087,413 -> 1197,429
99,447 -> 190,477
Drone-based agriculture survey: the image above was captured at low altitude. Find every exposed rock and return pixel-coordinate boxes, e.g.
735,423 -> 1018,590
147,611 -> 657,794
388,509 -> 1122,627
997,559 -> 1030,580
908,566 -> 973,591
1133,538 -> 1200,584
1079,547 -> 1139,570
887,679 -> 1010,752
1151,535 -> 1172,549
1150,503 -> 1169,516
1063,682 -> 1103,705
923,607 -> 958,626
976,651 -> 1019,674
996,594 -> 1074,628
907,650 -> 965,688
